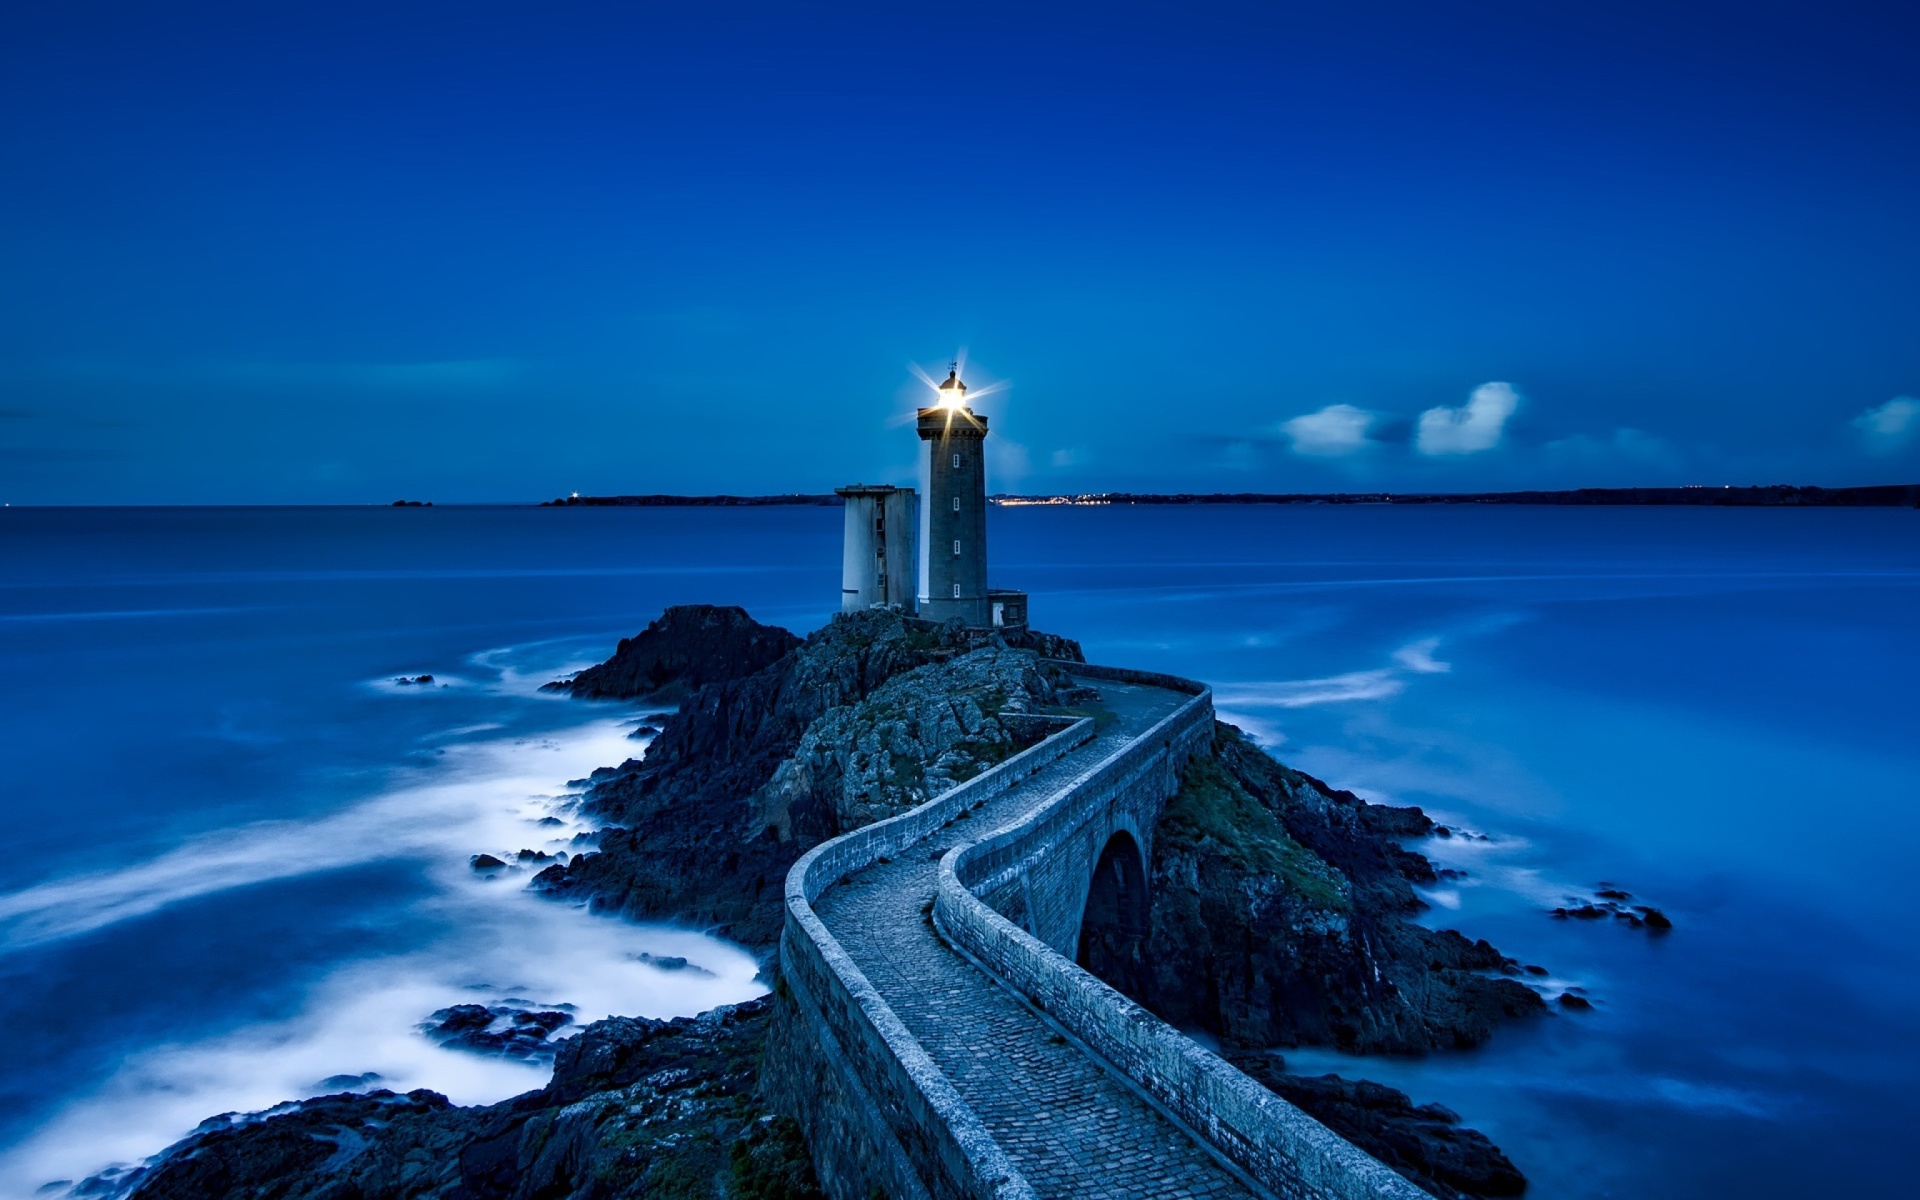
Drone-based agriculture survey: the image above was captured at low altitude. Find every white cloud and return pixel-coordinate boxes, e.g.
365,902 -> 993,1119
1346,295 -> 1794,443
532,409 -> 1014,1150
1416,382 -> 1520,456
1279,404 -> 1374,457
1851,397 -> 1919,454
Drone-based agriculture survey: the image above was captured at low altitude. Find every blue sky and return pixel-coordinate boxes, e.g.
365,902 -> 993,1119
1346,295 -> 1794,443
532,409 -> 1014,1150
2,0 -> 1916,502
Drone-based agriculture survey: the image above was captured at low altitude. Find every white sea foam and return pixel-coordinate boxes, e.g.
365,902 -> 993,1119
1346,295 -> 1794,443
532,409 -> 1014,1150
0,720 -> 632,946
1391,637 -> 1451,674
1211,708 -> 1288,747
1214,669 -> 1405,709
0,716 -> 762,1194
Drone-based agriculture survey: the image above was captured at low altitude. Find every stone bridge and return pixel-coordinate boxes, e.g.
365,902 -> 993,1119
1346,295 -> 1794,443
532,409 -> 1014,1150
768,664 -> 1427,1200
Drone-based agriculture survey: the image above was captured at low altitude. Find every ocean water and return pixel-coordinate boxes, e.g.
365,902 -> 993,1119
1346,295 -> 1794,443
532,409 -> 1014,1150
1,504 -> 1915,1197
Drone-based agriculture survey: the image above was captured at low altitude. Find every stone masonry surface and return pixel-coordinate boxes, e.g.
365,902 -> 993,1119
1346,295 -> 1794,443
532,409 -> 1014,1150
938,670 -> 1428,1200
813,680 -> 1254,1200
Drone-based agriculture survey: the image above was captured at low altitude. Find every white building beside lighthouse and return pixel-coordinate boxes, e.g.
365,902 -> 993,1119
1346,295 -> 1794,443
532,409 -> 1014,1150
836,362 -> 1026,631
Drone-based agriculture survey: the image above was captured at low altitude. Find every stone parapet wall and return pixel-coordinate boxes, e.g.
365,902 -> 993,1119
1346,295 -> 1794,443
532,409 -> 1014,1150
937,673 -> 1430,1200
778,714 -> 1093,1200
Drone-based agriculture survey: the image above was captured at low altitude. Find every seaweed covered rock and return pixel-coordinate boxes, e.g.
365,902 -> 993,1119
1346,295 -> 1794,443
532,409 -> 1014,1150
105,999 -> 818,1200
1083,722 -> 1545,1054
545,605 -> 801,702
754,641 -> 1067,834
536,608 -> 1075,947
1228,1054 -> 1526,1199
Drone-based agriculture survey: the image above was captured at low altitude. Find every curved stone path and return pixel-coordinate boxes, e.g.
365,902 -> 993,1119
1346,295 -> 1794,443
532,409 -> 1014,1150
813,678 -> 1257,1200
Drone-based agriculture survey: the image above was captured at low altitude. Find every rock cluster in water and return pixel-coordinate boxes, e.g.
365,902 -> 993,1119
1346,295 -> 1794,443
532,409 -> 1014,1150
1227,1054 -> 1527,1200
1082,724 -> 1548,1055
423,1002 -> 576,1061
542,603 -> 802,703
91,999 -> 817,1200
1551,883 -> 1672,930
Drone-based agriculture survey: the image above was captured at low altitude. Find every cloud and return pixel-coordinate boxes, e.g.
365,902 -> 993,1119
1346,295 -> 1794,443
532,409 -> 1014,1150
1851,396 -> 1919,454
1280,404 -> 1374,457
1049,447 -> 1085,468
1416,382 -> 1520,455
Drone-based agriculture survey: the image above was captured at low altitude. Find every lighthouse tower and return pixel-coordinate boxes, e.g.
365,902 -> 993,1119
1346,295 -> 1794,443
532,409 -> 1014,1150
916,365 -> 991,626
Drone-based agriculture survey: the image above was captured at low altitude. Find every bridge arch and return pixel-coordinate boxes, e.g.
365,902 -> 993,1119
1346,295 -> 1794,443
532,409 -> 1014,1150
1076,829 -> 1150,987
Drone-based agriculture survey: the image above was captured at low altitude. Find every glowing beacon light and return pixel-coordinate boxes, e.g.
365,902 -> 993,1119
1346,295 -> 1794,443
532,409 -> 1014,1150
936,363 -> 968,410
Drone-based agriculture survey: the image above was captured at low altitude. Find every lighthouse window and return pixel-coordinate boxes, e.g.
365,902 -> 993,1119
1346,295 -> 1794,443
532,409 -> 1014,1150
952,496 -> 960,512
953,583 -> 961,599
951,452 -> 961,469
953,539 -> 961,556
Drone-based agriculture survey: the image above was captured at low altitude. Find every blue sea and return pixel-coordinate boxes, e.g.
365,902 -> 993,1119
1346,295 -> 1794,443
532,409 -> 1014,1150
0,504 -> 1915,1197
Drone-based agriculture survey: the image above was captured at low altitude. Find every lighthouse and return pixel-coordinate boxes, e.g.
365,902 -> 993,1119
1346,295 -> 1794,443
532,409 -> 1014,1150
916,366 -> 991,626
834,360 -> 1026,631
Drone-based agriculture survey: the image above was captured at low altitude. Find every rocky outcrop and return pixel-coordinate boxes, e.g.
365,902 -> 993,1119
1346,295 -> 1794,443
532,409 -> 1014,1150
423,1002 -> 576,1062
1227,1054 -> 1526,1200
533,608 -> 1076,948
1083,722 -> 1546,1054
101,999 -> 819,1200
544,605 -> 802,702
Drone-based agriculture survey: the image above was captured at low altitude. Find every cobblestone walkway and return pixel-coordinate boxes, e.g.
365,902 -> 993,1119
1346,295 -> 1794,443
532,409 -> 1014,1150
814,680 -> 1253,1200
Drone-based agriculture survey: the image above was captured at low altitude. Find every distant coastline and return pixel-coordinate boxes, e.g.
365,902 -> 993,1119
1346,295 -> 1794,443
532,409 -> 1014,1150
544,483 -> 1920,508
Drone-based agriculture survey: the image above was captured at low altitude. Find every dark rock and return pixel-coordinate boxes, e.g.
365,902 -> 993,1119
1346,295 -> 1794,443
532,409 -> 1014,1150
1435,825 -> 1453,838
315,1071 -> 383,1090
110,998 -> 820,1200
511,1010 -> 574,1035
1640,907 -> 1673,931
1596,888 -> 1631,901
1558,993 -> 1593,1011
628,723 -> 661,739
1083,723 -> 1545,1055
1229,1054 -> 1527,1199
542,608 -> 1075,947
1008,627 -> 1087,663
1523,964 -> 1548,976
469,853 -> 506,871
394,674 -> 435,685
515,848 -> 554,862
422,1002 -> 576,1061
545,604 -> 802,701
431,1003 -> 495,1034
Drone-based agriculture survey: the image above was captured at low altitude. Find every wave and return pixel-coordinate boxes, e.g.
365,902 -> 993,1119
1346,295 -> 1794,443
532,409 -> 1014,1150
0,716 -> 760,1193
0,720 -> 631,948
1392,637 -> 1451,674
1214,669 -> 1406,709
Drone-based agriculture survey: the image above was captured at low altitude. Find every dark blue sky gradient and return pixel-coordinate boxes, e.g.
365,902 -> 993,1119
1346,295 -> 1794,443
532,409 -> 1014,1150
3,1 -> 1916,501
